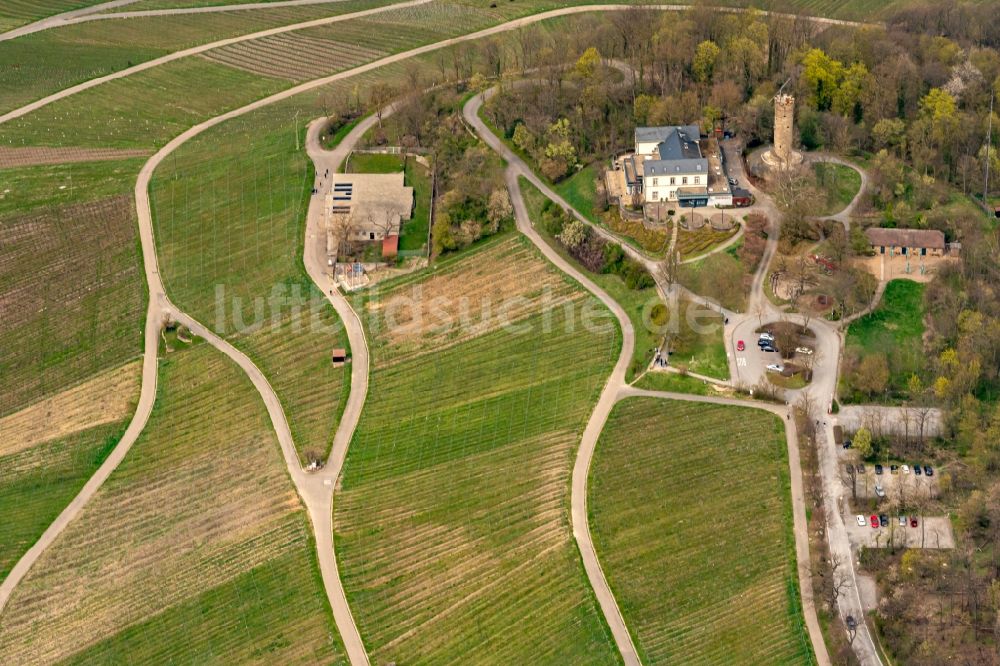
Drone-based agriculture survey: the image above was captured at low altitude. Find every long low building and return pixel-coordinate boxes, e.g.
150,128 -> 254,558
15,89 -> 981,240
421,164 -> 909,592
325,171 -> 413,263
864,227 -> 948,257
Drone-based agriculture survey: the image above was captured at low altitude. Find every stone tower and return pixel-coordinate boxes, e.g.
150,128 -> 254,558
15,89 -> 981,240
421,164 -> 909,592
773,93 -> 794,164
760,92 -> 802,172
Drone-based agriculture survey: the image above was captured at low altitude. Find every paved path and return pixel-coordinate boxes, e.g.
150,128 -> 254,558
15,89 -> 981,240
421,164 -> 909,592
0,5 -> 881,664
806,152 -> 869,228
467,90 -> 831,666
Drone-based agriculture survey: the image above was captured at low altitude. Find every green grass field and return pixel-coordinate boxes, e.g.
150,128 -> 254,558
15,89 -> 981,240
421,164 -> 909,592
632,370 -> 713,395
0,157 -> 147,216
0,0 -> 102,32
0,344 -> 345,664
813,162 -> 862,217
555,162 -> 601,222
844,278 -> 925,392
589,398 -> 814,665
334,234 -> 622,664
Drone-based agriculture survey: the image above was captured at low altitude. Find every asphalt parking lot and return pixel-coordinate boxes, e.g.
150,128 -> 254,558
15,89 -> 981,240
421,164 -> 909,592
845,516 -> 954,549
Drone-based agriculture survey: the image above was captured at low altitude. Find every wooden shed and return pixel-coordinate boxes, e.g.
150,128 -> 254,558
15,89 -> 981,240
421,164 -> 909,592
331,348 -> 348,367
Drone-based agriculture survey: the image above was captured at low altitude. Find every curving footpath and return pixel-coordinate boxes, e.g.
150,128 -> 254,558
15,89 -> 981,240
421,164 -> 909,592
1,4 -> 880,664
465,90 -> 830,665
0,0 -> 141,42
0,0 -> 432,124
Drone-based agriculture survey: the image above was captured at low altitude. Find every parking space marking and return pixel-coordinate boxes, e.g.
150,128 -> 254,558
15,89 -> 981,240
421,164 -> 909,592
737,357 -> 747,367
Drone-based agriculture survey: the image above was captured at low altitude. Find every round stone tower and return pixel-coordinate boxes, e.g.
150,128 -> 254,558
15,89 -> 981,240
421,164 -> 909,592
760,92 -> 803,172
773,93 -> 794,164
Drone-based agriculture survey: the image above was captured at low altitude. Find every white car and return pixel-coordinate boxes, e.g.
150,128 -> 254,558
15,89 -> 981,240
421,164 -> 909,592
898,515 -> 906,526
766,364 -> 784,373
902,464 -> 909,474
795,346 -> 813,355
759,332 -> 775,342
856,515 -> 866,526
874,484 -> 885,498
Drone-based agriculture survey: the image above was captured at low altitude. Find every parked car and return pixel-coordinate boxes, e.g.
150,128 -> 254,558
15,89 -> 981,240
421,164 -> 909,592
843,439 -> 852,449
902,464 -> 909,474
760,345 -> 777,353
875,464 -> 883,475
759,332 -> 774,342
857,515 -> 866,527
910,517 -> 918,528
857,464 -> 865,473
795,346 -> 813,355
924,465 -> 934,476
890,464 -> 899,474
875,484 -> 885,498
870,515 -> 879,528
899,515 -> 907,526
729,177 -> 738,186
879,514 -> 889,527
736,340 -> 745,352
913,465 -> 922,476
766,364 -> 784,373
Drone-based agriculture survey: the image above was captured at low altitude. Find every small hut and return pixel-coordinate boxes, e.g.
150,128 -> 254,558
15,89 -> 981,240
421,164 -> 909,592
331,348 -> 349,367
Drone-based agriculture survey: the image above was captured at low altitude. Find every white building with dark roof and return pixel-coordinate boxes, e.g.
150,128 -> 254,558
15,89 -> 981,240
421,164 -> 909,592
621,126 -> 728,207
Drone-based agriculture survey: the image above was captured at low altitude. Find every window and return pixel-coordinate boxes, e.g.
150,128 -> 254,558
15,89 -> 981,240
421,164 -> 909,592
694,176 -> 700,184
921,247 -> 927,256
880,246 -> 885,254
670,177 -> 675,185
653,178 -> 658,185
370,232 -> 375,240
651,190 -> 658,200
902,247 -> 908,255
682,177 -> 688,185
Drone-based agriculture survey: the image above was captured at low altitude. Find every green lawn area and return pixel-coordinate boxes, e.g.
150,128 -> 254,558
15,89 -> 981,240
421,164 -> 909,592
844,278 -> 925,397
589,398 -> 814,665
555,162 -> 601,222
334,234 -> 621,664
346,152 -> 431,255
667,299 -> 729,380
813,162 -> 862,216
521,177 -> 658,380
0,344 -> 345,664
0,158 -> 147,217
632,371 -> 713,395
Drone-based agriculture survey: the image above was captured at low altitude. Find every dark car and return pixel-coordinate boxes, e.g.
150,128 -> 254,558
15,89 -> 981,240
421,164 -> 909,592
879,514 -> 888,527
761,345 -> 777,353
910,517 -> 918,528
890,464 -> 899,474
875,464 -> 883,475
924,465 -> 934,476
913,465 -> 922,476
843,439 -> 852,449
856,464 -> 865,473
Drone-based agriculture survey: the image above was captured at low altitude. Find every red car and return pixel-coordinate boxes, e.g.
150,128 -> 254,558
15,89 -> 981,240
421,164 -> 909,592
910,517 -> 918,528
736,340 -> 745,352
870,515 -> 879,529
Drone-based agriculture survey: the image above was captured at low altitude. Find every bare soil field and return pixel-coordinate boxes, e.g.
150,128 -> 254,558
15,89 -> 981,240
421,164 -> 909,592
0,360 -> 140,457
364,236 -> 586,366
0,195 -> 145,417
0,345 -> 345,663
0,146 -> 150,168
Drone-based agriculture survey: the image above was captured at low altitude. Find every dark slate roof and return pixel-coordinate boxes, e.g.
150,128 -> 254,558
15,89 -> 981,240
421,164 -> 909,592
865,227 -> 945,249
643,157 -> 708,176
635,125 -> 701,146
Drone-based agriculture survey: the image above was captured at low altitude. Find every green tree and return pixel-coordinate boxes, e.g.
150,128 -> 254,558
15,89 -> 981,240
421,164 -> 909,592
854,427 -> 873,459
633,94 -> 657,124
919,87 -> 957,124
871,118 -> 907,154
574,47 -> 601,79
801,48 -> 843,111
557,218 -> 587,249
692,40 -> 721,83
831,62 -> 869,119
512,124 -> 535,153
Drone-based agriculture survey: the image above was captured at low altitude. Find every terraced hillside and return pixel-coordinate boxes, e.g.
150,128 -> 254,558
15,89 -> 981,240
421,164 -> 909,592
0,343 -> 345,664
334,234 -> 622,664
589,398 -> 812,665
